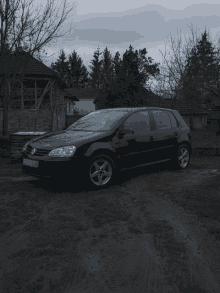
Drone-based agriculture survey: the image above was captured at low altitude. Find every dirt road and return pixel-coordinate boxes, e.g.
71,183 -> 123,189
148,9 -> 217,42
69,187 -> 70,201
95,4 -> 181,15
0,157 -> 220,292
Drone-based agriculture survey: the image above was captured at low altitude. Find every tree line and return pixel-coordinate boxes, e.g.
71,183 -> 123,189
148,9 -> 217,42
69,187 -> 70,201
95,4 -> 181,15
50,45 -> 160,108
51,27 -> 220,128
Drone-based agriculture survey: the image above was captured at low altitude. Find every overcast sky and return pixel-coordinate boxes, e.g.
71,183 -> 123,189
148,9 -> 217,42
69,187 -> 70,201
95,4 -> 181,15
45,1 -> 220,72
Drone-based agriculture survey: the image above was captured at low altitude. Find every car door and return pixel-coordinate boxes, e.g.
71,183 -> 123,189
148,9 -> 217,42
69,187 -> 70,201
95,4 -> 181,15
117,110 -> 155,169
149,109 -> 177,161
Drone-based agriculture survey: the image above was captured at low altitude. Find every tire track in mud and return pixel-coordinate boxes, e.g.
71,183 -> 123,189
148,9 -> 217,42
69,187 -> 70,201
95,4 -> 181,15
134,168 -> 220,292
65,169 -> 220,293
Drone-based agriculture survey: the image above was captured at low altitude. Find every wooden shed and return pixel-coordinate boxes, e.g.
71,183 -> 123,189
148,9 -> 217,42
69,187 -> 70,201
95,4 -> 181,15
0,50 -> 79,136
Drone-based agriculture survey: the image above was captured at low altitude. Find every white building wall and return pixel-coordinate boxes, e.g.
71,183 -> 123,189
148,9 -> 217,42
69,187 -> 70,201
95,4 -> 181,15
74,99 -> 95,115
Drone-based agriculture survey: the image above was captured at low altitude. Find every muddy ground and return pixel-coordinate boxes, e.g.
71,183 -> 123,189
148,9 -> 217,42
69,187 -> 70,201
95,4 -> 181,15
0,157 -> 220,292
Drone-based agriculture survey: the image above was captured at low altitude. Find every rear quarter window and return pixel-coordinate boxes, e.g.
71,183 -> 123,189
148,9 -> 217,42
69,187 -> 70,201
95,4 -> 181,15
167,111 -> 179,127
171,110 -> 188,129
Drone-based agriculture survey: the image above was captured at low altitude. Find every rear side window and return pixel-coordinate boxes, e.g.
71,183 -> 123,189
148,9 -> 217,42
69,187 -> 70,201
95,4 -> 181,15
150,110 -> 171,130
167,111 -> 178,128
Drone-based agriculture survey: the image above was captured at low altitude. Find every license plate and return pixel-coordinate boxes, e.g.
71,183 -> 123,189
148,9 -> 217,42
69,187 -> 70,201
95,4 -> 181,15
23,158 -> 39,168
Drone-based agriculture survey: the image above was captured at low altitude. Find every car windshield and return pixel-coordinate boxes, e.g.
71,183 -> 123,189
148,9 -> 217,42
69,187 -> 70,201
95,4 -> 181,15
66,110 -> 127,131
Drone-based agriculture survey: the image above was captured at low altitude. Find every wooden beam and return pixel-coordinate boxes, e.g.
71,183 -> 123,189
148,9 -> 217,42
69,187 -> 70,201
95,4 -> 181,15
8,81 -> 10,110
30,80 -> 50,110
35,80 -> 37,104
50,80 -> 52,108
21,80 -> 24,110
19,77 -> 51,80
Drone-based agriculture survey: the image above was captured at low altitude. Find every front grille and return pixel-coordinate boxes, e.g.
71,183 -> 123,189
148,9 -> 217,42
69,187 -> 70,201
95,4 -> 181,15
26,145 -> 50,156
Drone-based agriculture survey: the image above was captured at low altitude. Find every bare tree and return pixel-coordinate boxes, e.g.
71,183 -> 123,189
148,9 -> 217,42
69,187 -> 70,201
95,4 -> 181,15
152,24 -> 220,129
153,25 -> 202,99
0,0 -> 77,136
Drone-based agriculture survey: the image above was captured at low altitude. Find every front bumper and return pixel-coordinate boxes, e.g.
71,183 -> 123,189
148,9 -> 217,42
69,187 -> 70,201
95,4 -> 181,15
20,154 -> 82,179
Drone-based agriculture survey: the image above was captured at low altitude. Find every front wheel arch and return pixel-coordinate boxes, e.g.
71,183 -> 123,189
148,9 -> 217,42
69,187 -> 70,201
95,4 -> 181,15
87,153 -> 117,188
87,149 -> 117,169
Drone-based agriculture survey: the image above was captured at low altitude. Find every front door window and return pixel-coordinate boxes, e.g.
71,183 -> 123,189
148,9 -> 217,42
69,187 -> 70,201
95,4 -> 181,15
118,111 -> 152,168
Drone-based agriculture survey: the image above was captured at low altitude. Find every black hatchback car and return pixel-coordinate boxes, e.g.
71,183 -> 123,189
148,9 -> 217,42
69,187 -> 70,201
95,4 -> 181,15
21,107 -> 192,188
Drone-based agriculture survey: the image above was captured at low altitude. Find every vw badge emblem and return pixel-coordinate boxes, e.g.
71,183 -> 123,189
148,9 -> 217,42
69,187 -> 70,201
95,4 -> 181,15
30,148 -> 36,156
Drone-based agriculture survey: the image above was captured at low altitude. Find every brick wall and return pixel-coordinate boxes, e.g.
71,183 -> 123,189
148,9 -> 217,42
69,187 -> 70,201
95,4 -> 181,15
0,108 -> 66,136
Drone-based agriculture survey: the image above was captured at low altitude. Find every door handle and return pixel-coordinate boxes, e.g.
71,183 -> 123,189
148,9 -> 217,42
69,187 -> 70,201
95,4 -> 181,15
149,136 -> 155,140
174,132 -> 178,137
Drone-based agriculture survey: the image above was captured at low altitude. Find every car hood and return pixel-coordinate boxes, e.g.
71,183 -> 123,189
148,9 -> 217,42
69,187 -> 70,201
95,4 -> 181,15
30,130 -> 111,150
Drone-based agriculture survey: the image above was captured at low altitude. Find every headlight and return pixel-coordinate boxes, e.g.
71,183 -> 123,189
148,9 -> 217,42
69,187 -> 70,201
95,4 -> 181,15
48,146 -> 76,157
22,142 -> 29,152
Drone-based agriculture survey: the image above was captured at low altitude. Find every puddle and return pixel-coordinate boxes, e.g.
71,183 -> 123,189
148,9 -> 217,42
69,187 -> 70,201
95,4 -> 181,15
83,254 -> 101,273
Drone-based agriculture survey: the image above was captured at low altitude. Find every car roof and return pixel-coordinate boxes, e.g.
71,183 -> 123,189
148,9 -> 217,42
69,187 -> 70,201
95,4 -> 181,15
96,107 -> 174,113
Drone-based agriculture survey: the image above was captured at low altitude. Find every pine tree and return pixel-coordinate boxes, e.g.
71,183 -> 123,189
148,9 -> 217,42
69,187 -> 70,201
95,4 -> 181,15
100,47 -> 114,90
178,29 -> 220,129
105,45 -> 160,108
51,50 -> 69,86
89,46 -> 103,91
98,47 -> 115,106
68,50 -> 89,88
182,30 -> 220,107
112,51 -> 122,80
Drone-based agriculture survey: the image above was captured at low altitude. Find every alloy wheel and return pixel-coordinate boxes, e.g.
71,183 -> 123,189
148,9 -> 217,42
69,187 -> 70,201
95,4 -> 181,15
89,159 -> 113,186
178,146 -> 189,168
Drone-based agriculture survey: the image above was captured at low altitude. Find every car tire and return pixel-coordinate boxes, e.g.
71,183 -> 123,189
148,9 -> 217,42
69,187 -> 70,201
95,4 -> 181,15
87,154 -> 116,188
171,144 -> 190,170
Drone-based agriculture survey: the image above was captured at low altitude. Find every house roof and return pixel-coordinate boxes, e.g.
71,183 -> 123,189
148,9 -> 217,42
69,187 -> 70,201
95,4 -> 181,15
0,50 -> 79,101
65,88 -> 97,100
93,88 -> 163,105
62,90 -> 79,101
0,50 -> 56,76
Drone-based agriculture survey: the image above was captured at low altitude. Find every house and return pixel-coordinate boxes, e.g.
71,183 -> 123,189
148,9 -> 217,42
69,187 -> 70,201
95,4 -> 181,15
0,50 -> 79,136
65,86 -> 209,130
65,88 -> 98,126
65,88 -> 97,114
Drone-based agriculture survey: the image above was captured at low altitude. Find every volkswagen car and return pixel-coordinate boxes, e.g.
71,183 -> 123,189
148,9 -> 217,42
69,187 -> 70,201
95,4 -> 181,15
20,107 -> 192,188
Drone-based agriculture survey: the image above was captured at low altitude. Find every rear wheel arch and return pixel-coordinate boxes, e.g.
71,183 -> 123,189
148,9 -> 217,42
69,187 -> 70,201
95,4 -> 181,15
178,141 -> 192,154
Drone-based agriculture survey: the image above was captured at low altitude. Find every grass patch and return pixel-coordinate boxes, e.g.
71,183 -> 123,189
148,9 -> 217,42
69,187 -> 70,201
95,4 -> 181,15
191,129 -> 220,148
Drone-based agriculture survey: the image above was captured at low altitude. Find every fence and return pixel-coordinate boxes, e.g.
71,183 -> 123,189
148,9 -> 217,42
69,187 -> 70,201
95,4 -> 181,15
0,109 -> 66,137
